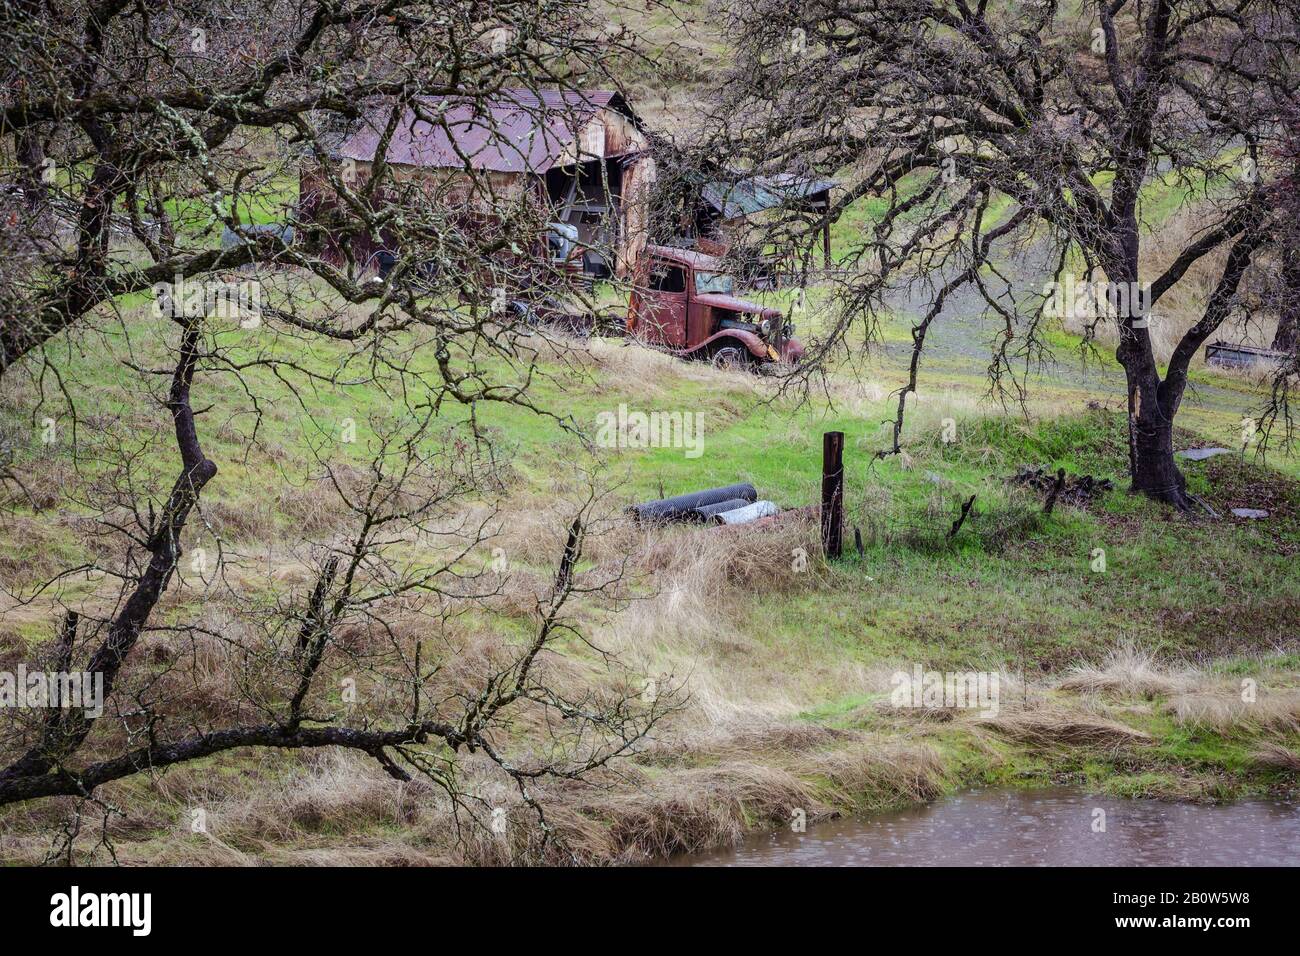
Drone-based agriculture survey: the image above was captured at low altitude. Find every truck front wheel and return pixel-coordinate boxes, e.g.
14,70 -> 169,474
709,344 -> 752,372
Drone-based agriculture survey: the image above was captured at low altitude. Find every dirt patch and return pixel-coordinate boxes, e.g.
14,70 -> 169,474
1199,455 -> 1300,552
1162,596 -> 1300,657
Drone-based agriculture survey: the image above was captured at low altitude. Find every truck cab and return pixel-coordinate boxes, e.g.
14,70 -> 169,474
627,245 -> 804,370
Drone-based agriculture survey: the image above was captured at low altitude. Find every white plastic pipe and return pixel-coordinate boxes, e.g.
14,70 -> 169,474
712,500 -> 779,525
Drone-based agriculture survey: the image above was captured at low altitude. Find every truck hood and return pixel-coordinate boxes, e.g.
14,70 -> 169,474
693,293 -> 782,320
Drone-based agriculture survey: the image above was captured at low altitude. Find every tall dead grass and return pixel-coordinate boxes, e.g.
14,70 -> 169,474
545,733 -> 946,864
597,515 -> 828,723
1058,643 -> 1193,699
1165,691 -> 1300,734
988,708 -> 1151,749
1058,645 -> 1300,737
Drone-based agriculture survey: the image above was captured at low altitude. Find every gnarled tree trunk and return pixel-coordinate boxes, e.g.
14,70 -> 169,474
1119,329 -> 1189,509
1129,384 -> 1186,504
1273,248 -> 1300,353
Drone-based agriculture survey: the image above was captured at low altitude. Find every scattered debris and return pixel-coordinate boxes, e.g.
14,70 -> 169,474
713,504 -> 818,535
1231,508 -> 1270,519
1008,465 -> 1114,506
222,221 -> 295,251
510,296 -> 624,338
713,500 -> 778,525
631,482 -> 816,533
1177,447 -> 1232,461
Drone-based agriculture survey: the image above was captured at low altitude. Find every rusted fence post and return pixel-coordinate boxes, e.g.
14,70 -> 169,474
821,431 -> 844,559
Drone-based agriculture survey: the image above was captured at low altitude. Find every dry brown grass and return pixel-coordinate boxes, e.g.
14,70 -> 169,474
1252,742 -> 1300,772
585,335 -> 765,400
27,717 -> 946,867
595,515 -> 831,723
987,706 -> 1151,749
276,480 -> 352,537
1165,691 -> 1300,734
0,748 -> 449,866
547,734 -> 945,864
1057,643 -> 1192,699
667,721 -> 854,760
804,741 -> 947,808
564,762 -> 820,862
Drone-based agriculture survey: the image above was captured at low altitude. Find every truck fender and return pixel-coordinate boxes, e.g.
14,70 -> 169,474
688,329 -> 774,362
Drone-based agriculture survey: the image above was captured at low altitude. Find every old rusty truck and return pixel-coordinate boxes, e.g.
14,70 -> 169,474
627,245 -> 804,371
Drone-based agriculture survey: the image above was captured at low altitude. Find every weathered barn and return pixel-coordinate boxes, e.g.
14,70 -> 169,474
304,89 -> 655,278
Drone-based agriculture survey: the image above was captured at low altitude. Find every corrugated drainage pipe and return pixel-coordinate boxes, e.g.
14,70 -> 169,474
691,498 -> 754,521
630,483 -> 758,524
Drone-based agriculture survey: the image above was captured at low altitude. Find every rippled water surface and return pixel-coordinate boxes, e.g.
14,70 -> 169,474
674,789 -> 1300,866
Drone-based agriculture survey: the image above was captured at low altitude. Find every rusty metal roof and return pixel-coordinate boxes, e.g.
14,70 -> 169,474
644,244 -> 724,271
336,89 -> 634,174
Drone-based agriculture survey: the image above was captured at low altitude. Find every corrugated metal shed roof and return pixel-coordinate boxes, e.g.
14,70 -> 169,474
702,173 -> 837,219
336,89 -> 632,174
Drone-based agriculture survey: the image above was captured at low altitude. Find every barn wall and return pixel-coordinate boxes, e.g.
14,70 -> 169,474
300,103 -> 654,276
618,154 -> 656,278
300,162 -> 542,270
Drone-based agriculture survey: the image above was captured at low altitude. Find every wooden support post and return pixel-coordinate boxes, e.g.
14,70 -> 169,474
1043,468 -> 1067,515
822,218 -> 831,270
821,431 -> 844,559
947,494 -> 976,540
555,517 -> 582,594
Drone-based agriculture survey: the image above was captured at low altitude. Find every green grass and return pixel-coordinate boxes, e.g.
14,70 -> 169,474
3,166 -> 1299,862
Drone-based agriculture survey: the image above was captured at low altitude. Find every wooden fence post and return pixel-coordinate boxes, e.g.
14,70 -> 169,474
821,431 -> 844,559
555,517 -> 582,594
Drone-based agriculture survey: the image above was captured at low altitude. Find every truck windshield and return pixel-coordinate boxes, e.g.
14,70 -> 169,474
695,271 -> 735,296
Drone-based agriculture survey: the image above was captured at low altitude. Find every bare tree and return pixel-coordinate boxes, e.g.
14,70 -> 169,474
1266,106 -> 1300,353
0,311 -> 675,857
0,0 -> 644,377
0,0 -> 679,861
703,0 -> 1299,508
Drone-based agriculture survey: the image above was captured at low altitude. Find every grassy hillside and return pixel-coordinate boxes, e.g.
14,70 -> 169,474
2,274 -> 1297,863
1,2 -> 1297,866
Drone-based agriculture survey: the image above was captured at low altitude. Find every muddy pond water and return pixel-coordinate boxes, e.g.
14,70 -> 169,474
671,788 -> 1300,866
